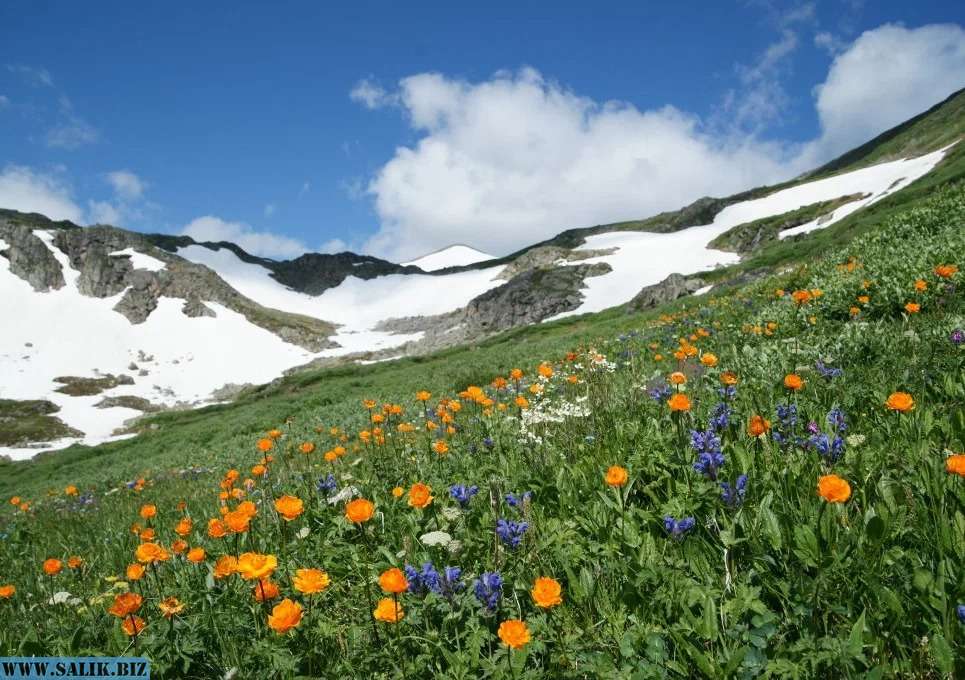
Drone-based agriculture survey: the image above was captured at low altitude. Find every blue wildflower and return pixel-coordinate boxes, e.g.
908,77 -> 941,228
709,402 -> 731,430
720,474 -> 748,507
718,385 -> 737,400
442,566 -> 465,596
827,407 -> 847,433
317,474 -> 337,494
663,516 -> 696,539
474,571 -> 503,611
815,360 -> 843,379
648,384 -> 673,401
404,564 -> 423,594
691,429 -> 724,480
951,329 -> 964,345
957,604 -> 965,623
482,437 -> 495,449
505,491 -> 532,508
449,484 -> 479,508
496,519 -> 529,549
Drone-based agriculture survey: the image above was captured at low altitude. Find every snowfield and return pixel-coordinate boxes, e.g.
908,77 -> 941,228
548,146 -> 950,319
109,247 -> 168,272
402,244 -> 496,271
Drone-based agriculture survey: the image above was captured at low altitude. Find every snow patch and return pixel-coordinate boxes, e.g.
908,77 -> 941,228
403,244 -> 496,271
109,247 -> 167,272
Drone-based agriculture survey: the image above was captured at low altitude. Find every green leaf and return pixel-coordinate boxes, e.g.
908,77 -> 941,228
929,633 -> 953,674
846,610 -> 866,659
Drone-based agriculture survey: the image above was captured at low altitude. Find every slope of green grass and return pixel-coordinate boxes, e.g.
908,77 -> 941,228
0,182 -> 962,678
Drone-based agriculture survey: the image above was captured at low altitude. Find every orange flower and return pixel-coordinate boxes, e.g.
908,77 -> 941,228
934,264 -> 958,278
223,510 -> 251,533
213,555 -> 237,579
0,585 -> 15,599
885,391 -> 914,413
700,353 -> 718,367
668,393 -> 691,412
158,596 -> 185,618
914,279 -> 927,292
791,289 -> 812,305
139,527 -> 156,542
266,599 -> 302,634
432,440 -> 449,455
171,539 -> 188,555
531,577 -> 563,609
299,442 -> 316,454
408,483 -> 433,509
186,547 -> 205,563
108,592 -> 143,618
207,518 -> 228,538
253,579 -> 280,602
344,498 -> 375,524
904,302 -> 920,314
538,362 -> 554,378
135,542 -> 170,565
379,567 -> 409,594
373,597 -> 404,623
391,486 -> 404,498
64,485 -> 78,496
497,619 -> 531,649
274,495 -> 304,521
236,552 -> 277,581
126,563 -> 145,581
9,496 -> 21,506
509,368 -> 524,381
67,556 -> 83,570
139,504 -> 157,520
251,464 -> 267,477
945,454 -> 965,477
256,438 -> 274,453
747,415 -> 771,437
174,518 -> 193,537
416,390 -> 432,402
817,475 -> 851,503
515,395 -> 529,409
720,371 -> 738,386
783,374 -> 804,391
604,466 -> 628,487
121,615 -> 146,637
42,558 -> 62,576
669,371 -> 687,385
293,568 -> 331,594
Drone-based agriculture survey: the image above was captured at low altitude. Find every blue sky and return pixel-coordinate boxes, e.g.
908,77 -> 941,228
1,1 -> 964,261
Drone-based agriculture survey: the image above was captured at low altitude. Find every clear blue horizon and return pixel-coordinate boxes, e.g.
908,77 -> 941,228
1,1 -> 963,261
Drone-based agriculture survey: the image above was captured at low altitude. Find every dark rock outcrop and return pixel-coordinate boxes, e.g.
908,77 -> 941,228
0,219 -> 66,291
626,273 -> 706,312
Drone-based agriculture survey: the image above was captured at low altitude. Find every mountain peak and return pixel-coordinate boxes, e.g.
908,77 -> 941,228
402,244 -> 496,271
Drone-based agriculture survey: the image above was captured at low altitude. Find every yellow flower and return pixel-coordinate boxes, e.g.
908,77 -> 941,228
373,597 -> 404,623
158,596 -> 185,618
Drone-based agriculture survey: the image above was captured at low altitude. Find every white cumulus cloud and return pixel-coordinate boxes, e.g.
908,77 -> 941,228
182,215 -> 307,260
358,23 -> 965,261
106,170 -> 146,200
0,165 -> 84,222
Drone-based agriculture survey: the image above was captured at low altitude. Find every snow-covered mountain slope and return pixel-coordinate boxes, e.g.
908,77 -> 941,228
402,244 -> 495,271
177,245 -> 506,355
0,232 -> 317,460
548,144 -> 951,319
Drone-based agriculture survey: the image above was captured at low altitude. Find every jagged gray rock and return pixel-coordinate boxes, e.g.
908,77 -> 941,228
0,219 -> 66,291
626,273 -> 705,311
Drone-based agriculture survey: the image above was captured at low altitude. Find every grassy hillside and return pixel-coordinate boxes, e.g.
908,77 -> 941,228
0,178 -> 962,677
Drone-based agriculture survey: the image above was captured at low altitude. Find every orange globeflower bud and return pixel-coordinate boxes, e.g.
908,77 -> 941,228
407,483 -> 433,509
885,391 -> 914,413
791,289 -> 812,304
256,438 -> 273,453
373,597 -> 404,623
0,585 -> 15,599
67,556 -> 83,570
604,466 -> 628,487
299,442 -> 316,454
171,540 -> 188,555
783,374 -> 804,391
174,518 -> 193,537
121,616 -> 146,637
904,302 -> 920,314
126,563 -> 146,581
186,547 -> 205,563
254,579 -> 280,602
720,371 -> 738,386
139,504 -> 157,519
747,415 -> 771,437
432,440 -> 449,455
945,454 -> 965,477
42,558 -> 63,576
268,598 -> 303,634
274,495 -> 304,521
379,567 -> 409,594
64,485 -> 78,496
817,475 -> 851,503
699,353 -> 718,367
497,619 -> 531,649
668,394 -> 691,412
531,577 -> 563,609
345,498 -> 375,524
669,371 -> 687,385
